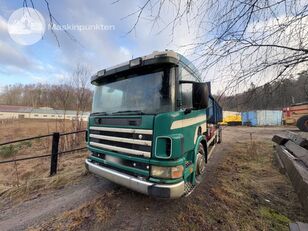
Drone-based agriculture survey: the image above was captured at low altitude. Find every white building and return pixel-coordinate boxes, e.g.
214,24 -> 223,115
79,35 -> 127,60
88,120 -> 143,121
0,105 -> 90,121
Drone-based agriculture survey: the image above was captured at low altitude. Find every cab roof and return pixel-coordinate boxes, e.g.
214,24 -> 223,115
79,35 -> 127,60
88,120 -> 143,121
91,50 -> 201,84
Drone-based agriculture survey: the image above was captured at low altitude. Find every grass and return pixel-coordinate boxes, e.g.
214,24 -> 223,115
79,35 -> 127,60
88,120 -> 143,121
24,140 -> 307,231
28,191 -> 115,231
0,119 -> 88,205
172,141 -> 306,231
0,152 -> 89,206
259,206 -> 290,230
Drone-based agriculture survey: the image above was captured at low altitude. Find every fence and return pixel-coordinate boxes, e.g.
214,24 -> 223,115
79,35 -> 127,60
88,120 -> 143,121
0,130 -> 87,177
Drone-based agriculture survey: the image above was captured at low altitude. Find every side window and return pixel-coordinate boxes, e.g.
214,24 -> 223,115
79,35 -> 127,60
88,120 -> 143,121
181,83 -> 193,108
181,68 -> 194,108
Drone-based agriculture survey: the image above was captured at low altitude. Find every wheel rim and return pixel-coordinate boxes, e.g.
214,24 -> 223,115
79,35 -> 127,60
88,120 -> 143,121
196,153 -> 206,175
195,149 -> 206,184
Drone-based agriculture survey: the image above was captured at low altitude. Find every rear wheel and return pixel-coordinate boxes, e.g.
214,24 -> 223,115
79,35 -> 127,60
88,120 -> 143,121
217,128 -> 222,144
296,115 -> 308,132
195,143 -> 206,184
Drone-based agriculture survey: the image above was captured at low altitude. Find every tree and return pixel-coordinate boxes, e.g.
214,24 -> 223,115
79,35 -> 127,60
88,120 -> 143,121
218,73 -> 307,111
69,64 -> 92,131
19,1 -> 307,95
118,0 -> 308,94
297,70 -> 308,98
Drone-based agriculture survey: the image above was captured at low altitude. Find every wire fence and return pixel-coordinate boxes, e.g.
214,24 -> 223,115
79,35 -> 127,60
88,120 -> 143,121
0,130 -> 87,176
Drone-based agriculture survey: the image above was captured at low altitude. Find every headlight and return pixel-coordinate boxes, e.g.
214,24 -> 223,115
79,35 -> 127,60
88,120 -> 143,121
150,165 -> 184,179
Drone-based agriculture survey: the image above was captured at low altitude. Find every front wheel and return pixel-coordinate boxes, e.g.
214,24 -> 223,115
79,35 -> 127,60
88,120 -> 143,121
195,143 -> 206,184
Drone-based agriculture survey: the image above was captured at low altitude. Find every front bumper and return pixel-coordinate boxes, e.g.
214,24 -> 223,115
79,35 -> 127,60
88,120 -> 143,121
85,159 -> 184,198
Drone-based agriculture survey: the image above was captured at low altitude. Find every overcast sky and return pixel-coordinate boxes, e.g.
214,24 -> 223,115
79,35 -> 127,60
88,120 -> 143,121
0,0 -> 200,90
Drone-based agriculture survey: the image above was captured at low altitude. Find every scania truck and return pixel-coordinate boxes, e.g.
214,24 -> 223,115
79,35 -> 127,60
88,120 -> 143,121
85,50 -> 222,198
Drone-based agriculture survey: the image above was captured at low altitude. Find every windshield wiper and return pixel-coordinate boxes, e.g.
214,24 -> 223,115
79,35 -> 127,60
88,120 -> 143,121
112,110 -> 145,115
90,112 -> 109,116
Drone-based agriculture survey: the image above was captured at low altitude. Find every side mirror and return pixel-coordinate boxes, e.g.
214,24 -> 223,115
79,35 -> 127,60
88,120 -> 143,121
192,82 -> 209,109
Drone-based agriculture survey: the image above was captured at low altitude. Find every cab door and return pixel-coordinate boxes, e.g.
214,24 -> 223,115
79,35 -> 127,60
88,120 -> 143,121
178,67 -> 207,153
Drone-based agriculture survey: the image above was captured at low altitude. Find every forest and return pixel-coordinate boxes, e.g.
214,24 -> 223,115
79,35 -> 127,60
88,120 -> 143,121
218,70 -> 308,111
0,70 -> 307,112
0,83 -> 93,111
0,65 -> 93,112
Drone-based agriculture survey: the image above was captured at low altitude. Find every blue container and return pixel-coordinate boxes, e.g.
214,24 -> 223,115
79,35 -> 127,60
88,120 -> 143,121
241,111 -> 257,126
242,110 -> 282,126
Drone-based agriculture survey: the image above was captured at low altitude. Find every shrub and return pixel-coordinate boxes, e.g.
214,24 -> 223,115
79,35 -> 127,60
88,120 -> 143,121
0,145 -> 17,158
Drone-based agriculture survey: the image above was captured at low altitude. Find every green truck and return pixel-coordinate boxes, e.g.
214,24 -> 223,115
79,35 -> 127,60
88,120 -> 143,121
85,50 -> 222,198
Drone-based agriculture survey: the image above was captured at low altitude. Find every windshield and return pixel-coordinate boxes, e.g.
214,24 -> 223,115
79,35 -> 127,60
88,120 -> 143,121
92,67 -> 175,114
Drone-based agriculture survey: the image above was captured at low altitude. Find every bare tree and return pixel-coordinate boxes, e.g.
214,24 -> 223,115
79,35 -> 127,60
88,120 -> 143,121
118,0 -> 308,94
69,64 -> 92,132
51,64 -> 92,150
18,1 -> 307,97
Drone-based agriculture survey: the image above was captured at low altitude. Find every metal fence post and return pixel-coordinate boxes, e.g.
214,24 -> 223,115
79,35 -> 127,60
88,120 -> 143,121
50,132 -> 60,176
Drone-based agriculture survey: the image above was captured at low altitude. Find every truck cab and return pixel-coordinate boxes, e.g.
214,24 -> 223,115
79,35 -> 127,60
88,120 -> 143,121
85,50 -> 222,198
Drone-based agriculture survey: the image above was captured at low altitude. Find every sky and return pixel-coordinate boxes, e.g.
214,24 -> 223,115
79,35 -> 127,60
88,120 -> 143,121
0,0 -> 199,91
0,0 -> 305,97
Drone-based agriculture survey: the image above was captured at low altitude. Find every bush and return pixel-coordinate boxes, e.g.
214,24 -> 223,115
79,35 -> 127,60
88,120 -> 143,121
19,141 -> 32,148
0,145 -> 17,158
0,141 -> 32,158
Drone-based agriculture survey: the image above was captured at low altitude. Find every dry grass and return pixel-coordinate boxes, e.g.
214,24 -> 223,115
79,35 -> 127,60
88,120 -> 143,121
0,152 -> 88,206
25,140 -> 306,231
27,191 -> 115,231
0,119 -> 86,160
0,119 -> 88,205
0,119 -> 71,144
173,141 -> 306,231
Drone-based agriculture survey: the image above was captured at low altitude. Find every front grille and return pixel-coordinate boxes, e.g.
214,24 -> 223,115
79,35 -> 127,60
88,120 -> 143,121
92,152 -> 149,172
94,117 -> 142,126
89,126 -> 153,158
90,129 -> 152,140
90,138 -> 151,152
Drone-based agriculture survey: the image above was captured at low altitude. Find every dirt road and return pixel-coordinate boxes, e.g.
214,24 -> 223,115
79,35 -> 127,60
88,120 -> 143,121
0,175 -> 114,231
0,126 -> 305,231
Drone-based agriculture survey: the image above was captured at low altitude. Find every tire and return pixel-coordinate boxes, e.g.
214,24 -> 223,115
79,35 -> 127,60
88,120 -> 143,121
217,128 -> 222,144
195,143 -> 206,184
296,115 -> 308,132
